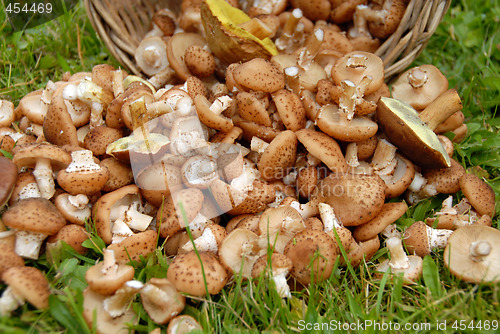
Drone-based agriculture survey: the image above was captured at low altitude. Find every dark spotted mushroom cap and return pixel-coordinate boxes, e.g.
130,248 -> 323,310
2,266 -> 50,309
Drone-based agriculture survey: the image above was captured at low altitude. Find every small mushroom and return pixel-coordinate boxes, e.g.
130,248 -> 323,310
103,279 -> 144,318
166,315 -> 203,334
404,221 -> 453,257
2,197 -> 66,259
444,225 -> 500,283
0,156 -> 17,210
135,36 -> 169,77
251,253 -> 293,298
0,266 -> 50,316
54,193 -> 91,225
232,58 -> 285,93
218,228 -> 262,279
107,230 -> 158,263
43,95 -> 79,147
284,229 -> 338,285
353,202 -> 408,242
57,150 -> 110,196
375,236 -> 423,284
257,130 -> 297,182
0,243 -> 24,277
46,223 -> 89,256
166,32 -> 207,81
140,278 -> 186,325
167,251 -> 229,296
459,174 -> 496,217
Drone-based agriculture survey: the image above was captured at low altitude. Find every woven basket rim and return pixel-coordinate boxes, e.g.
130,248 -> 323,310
84,0 -> 452,80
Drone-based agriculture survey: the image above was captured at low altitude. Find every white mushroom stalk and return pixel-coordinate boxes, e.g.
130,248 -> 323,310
64,194 -> 92,222
407,67 -> 429,88
250,136 -> 269,154
345,143 -> 360,168
381,224 -> 402,238
14,230 -> 48,259
318,202 -> 342,233
426,225 -> 453,249
0,287 -> 25,316
284,66 -> 301,94
371,139 -> 397,174
109,200 -> 153,244
103,280 -> 144,318
339,76 -> 372,120
210,95 -> 232,114
33,158 -> 56,199
180,225 -> 218,253
298,28 -> 324,69
287,199 -> 318,219
66,149 -> 101,173
386,236 -> 410,270
230,164 -> 259,193
282,170 -> 297,186
275,8 -> 303,51
102,249 -> 119,277
271,268 -> 291,299
469,240 -> 492,261
77,79 -> 107,128
186,213 -> 212,236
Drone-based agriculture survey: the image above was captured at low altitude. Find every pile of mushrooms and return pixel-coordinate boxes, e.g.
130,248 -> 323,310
0,0 -> 498,332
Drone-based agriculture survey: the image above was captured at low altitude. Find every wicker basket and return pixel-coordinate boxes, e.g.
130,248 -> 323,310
84,0 -> 451,79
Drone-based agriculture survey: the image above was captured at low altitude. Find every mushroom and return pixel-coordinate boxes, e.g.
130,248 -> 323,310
0,266 -> 50,316
166,251 -> 229,296
0,156 -> 17,210
232,58 -> 285,93
184,44 -> 216,78
12,142 -> 72,199
459,173 -> 496,217
0,100 -> 15,127
140,278 -> 186,325
444,225 -> 500,283
103,279 -> 144,318
404,221 -> 454,257
218,228 -> 262,279
54,193 -> 91,225
57,150 -> 110,196
8,171 -> 41,205
166,32 -> 207,81
318,202 -> 356,253
107,230 -> 157,264
194,94 -> 234,132
272,89 -> 306,131
375,236 -> 423,284
251,253 -> 293,298
284,229 -> 338,285
257,130 -> 297,182
43,95 -> 79,147
83,287 -> 138,334
357,0 -> 408,39
353,202 -> 408,242
423,158 -> 466,194
166,315 -> 203,334
178,223 -> 227,254
134,36 -> 169,77
391,65 -> 449,111
84,125 -> 123,157
46,223 -> 89,257
313,173 -> 386,226
376,93 -> 462,169
2,197 -> 66,259
0,243 -> 24,277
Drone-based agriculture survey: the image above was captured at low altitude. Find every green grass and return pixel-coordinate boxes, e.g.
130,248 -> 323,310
1,0 -> 499,333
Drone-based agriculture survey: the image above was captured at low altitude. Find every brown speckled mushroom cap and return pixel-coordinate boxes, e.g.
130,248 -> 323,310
444,225 -> 500,283
3,197 -> 66,235
43,95 -> 79,147
284,229 -> 338,285
272,89 -> 306,131
258,130 -> 297,182
85,258 -> 135,296
423,159 -> 466,194
12,142 -> 72,172
403,221 -> 430,257
232,58 -> 285,93
107,230 -> 158,264
312,173 -> 386,226
2,266 -> 50,309
353,202 -> 408,241
295,128 -> 348,174
167,251 -> 229,297
46,224 -> 89,255
251,253 -> 293,278
0,156 -> 17,208
0,243 -> 24,276
459,174 -> 496,217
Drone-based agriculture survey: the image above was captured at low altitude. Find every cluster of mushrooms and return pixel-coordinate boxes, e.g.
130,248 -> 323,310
0,0 -> 498,332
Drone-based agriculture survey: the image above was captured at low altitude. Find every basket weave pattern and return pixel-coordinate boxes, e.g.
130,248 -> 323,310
84,0 -> 452,79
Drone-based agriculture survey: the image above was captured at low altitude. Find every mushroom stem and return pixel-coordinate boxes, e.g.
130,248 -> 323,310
371,138 -> 397,171
386,236 -> 409,270
381,224 -> 401,238
345,143 -> 360,168
275,8 -> 303,51
14,230 -> 48,259
271,271 -> 291,298
470,240 -> 491,261
407,67 -> 428,88
298,28 -> 324,69
33,158 -> 55,199
426,225 -> 453,249
103,280 -> 144,318
419,89 -> 463,131
284,66 -> 301,94
288,199 -> 319,219
250,136 -> 270,154
318,202 -> 342,232
0,287 -> 24,316
102,249 -> 119,277
181,225 -> 218,253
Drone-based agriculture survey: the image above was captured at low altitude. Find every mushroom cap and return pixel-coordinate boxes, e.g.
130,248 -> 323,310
444,225 -> 500,283
0,243 -> 24,276
166,32 -> 207,81
316,104 -> 378,142
376,97 -> 450,169
140,278 -> 186,325
12,142 -> 72,171
3,197 -> 66,235
218,228 -> 260,278
107,230 -> 158,263
194,95 -> 233,132
2,266 -> 50,309
135,36 -> 169,77
353,202 -> 408,241
181,155 -> 220,189
313,173 -> 386,226
331,51 -> 384,96
99,157 -> 134,192
258,130 -> 297,182
233,116 -> 280,143
136,162 -> 183,207
84,126 -> 123,156
232,58 -> 285,93
383,154 -> 415,199
403,221 -> 430,257
57,164 -> 110,196
284,229 -> 338,285
47,223 -> 89,255
459,174 -> 496,217
200,0 -> 278,65
166,315 -> 203,334
167,251 -> 229,296
295,128 -> 348,174
376,255 -> 423,285
184,44 -> 216,78
423,158 -> 465,194
236,91 -> 272,127
82,287 -> 138,334
272,89 -> 306,131
43,95 -> 79,147
0,156 -> 17,207
271,53 -> 327,92
345,236 -> 380,267
391,65 -> 448,111
251,253 -> 293,278
85,261 -> 135,296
